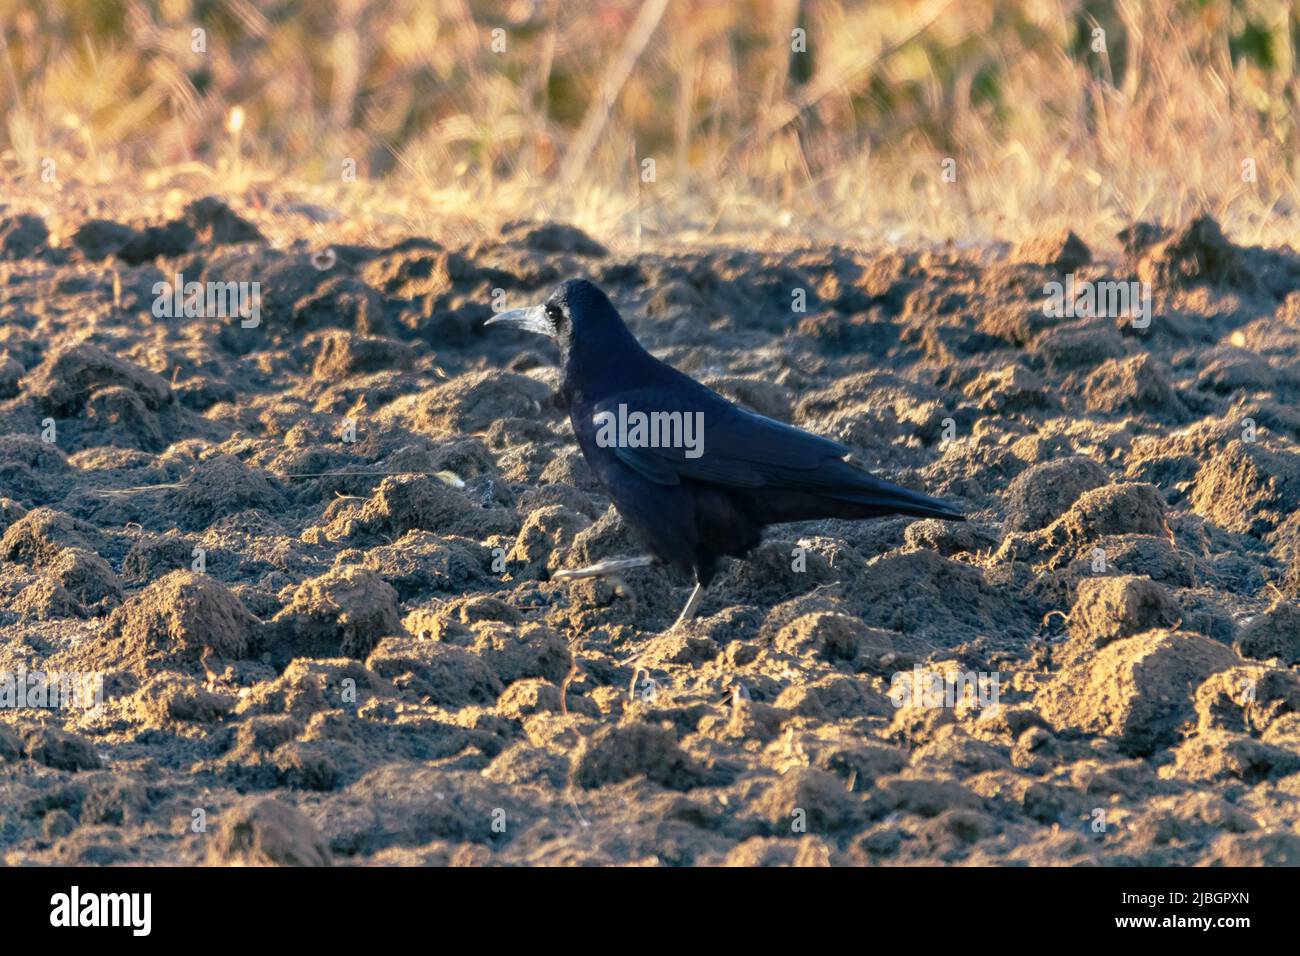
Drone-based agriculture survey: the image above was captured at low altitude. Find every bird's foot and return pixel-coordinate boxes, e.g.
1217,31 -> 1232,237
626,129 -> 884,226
552,555 -> 654,581
553,556 -> 649,614
669,581 -> 706,631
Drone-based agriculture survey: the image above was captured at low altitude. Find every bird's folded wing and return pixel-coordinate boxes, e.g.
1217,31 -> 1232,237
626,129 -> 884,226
591,388 -> 850,489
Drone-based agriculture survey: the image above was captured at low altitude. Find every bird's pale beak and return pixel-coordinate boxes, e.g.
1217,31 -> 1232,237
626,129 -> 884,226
483,305 -> 552,337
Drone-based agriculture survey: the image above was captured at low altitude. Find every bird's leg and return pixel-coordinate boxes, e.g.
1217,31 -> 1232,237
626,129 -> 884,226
552,555 -> 654,581
553,556 -> 653,611
672,581 -> 706,630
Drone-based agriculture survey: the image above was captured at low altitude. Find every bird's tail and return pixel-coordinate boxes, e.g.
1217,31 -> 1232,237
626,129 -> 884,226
822,472 -> 966,521
744,473 -> 965,526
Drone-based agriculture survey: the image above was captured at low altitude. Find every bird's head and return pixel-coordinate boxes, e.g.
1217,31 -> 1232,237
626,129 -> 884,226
483,278 -> 624,350
484,278 -> 654,397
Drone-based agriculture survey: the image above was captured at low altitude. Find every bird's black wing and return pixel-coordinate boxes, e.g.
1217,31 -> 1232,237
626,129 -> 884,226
590,385 -> 842,485
590,384 -> 963,518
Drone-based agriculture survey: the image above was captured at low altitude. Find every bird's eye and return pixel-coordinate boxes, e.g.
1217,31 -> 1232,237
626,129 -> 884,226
545,303 -> 565,325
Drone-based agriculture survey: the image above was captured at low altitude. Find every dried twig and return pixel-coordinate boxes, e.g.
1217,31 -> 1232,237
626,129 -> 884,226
559,0 -> 672,188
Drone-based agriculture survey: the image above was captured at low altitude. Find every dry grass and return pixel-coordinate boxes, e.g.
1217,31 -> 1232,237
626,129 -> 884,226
1,0 -> 1297,248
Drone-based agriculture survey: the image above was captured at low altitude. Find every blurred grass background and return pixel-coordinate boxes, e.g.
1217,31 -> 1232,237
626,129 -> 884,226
1,0 -> 1298,247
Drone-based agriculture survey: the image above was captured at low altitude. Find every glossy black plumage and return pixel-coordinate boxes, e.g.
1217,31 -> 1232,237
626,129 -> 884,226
486,278 -> 964,608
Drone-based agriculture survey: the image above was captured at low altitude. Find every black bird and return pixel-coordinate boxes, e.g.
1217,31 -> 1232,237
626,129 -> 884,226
485,279 -> 964,627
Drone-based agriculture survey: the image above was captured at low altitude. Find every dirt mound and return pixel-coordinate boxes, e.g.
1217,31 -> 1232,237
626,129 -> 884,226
290,276 -> 391,337
182,197 -> 265,246
1194,665 -> 1300,736
963,365 -> 1047,413
121,533 -> 197,583
571,721 -> 703,790
1038,629 -> 1239,754
997,481 -> 1172,575
0,497 -> 28,535
0,438 -> 70,501
0,355 -> 22,399
1003,456 -> 1109,532
1117,221 -> 1172,256
1136,215 -> 1246,289
365,637 -> 501,706
1235,600 -> 1300,664
312,331 -> 415,379
1048,482 -> 1169,546
0,214 -> 50,259
1032,320 -> 1126,374
24,343 -> 172,415
1203,832 -> 1300,866
1067,575 -> 1181,652
125,673 -> 235,727
508,504 -> 591,578
81,386 -> 166,451
12,577 -> 83,620
106,197 -> 264,265
312,474 -> 509,544
274,566 -> 402,658
1,507 -> 105,566
174,455 -> 286,531
70,219 -> 139,260
497,220 -> 608,257
849,550 -> 1027,644
8,722 -> 100,771
354,531 -> 491,600
773,611 -> 893,665
1082,354 -> 1184,418
1012,230 -> 1091,271
207,797 -> 331,866
108,570 -> 256,662
1171,730 -> 1300,784
315,764 -> 530,857
376,370 -> 553,438
1188,441 -> 1300,536
46,547 -> 122,612
1196,348 -> 1279,394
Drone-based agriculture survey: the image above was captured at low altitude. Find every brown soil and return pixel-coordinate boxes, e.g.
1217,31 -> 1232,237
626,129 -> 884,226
2,197 -> 1300,866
